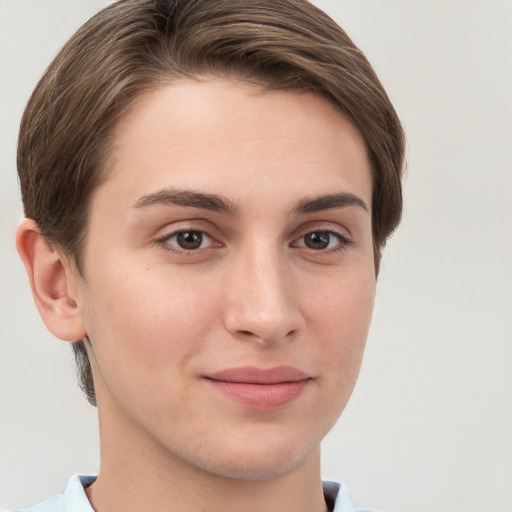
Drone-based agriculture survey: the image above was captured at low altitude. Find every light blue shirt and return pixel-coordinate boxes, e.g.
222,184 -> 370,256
12,475 -> 374,512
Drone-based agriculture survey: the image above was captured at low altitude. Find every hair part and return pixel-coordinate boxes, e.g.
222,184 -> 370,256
18,0 -> 405,406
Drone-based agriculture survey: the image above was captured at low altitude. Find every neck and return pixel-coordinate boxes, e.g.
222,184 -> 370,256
88,442 -> 327,512
87,398 -> 328,512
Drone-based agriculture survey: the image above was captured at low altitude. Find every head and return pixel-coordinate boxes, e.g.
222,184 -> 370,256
17,0 -> 404,444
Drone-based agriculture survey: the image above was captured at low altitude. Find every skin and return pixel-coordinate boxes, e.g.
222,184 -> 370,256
17,78 -> 375,512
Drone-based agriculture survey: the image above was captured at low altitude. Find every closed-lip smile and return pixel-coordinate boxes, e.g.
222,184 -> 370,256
204,366 -> 312,410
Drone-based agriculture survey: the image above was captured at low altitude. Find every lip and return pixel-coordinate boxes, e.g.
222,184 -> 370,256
204,366 -> 312,410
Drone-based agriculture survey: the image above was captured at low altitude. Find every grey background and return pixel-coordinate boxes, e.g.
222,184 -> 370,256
1,1 -> 511,510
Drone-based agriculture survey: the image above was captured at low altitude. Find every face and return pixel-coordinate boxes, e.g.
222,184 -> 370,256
72,78 -> 375,481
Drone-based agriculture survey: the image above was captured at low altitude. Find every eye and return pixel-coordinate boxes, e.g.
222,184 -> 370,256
293,230 -> 350,251
160,230 -> 215,252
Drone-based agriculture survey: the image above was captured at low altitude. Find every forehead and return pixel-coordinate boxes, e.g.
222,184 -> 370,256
99,78 -> 372,211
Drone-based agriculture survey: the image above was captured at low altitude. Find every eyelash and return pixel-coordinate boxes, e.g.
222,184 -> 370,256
292,229 -> 352,253
156,230 -> 218,254
156,228 -> 352,255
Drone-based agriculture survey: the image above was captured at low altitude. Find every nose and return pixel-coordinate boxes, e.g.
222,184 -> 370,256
223,242 -> 304,345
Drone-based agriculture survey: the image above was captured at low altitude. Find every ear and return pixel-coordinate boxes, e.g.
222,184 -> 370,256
16,219 -> 87,342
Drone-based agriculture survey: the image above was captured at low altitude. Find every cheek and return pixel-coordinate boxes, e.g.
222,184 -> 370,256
303,269 -> 375,379
80,259 -> 224,381
305,266 -> 375,332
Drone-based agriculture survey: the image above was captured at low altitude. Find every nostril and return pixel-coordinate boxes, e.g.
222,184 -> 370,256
236,328 -> 297,341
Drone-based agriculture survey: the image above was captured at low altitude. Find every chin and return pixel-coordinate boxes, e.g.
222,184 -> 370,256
181,430 -> 321,482
199,451 -> 311,482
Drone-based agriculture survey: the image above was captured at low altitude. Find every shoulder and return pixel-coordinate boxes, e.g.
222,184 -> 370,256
11,494 -> 64,512
9,475 -> 96,512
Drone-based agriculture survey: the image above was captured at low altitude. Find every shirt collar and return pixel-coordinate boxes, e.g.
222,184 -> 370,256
62,475 -> 367,512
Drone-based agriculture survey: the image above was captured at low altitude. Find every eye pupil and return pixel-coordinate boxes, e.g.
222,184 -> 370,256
176,231 -> 203,250
304,232 -> 330,249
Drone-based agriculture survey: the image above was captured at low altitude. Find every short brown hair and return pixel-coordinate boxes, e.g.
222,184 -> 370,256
17,0 -> 405,405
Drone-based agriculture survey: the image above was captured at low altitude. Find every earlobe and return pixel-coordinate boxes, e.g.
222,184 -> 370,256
16,219 -> 87,342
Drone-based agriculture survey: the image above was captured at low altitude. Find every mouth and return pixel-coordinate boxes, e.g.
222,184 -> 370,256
204,366 -> 312,410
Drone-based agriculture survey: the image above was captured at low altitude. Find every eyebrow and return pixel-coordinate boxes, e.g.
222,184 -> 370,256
292,193 -> 369,214
133,189 -> 240,215
133,188 -> 368,217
